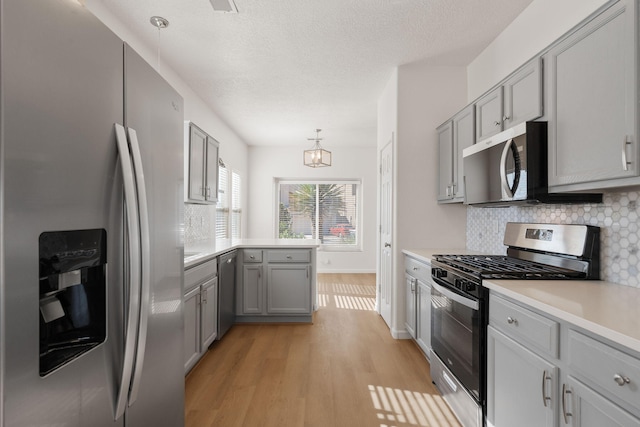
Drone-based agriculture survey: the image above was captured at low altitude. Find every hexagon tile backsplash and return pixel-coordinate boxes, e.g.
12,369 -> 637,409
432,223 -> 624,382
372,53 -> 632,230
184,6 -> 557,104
467,190 -> 639,288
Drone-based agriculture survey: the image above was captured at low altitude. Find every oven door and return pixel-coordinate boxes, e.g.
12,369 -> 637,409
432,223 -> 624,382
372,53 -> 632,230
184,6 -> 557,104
431,280 -> 483,401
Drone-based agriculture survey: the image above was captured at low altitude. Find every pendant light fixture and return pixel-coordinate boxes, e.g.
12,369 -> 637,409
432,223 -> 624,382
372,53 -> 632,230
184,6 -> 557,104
303,129 -> 332,168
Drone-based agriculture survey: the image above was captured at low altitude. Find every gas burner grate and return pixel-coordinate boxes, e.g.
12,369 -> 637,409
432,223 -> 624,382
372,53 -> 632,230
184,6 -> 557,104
433,254 -> 586,280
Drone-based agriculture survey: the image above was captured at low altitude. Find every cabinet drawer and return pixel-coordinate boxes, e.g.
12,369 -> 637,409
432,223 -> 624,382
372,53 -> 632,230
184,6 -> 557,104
404,257 -> 431,283
185,258 -> 217,291
243,249 -> 263,263
489,294 -> 559,358
568,330 -> 640,411
267,250 -> 311,263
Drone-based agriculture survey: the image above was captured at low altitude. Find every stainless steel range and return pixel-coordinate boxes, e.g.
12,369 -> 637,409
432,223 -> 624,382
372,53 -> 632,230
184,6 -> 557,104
429,223 -> 600,427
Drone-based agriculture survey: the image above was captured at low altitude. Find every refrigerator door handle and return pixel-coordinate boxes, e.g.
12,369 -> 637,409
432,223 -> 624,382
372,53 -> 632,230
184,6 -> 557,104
114,123 -> 142,421
126,127 -> 151,406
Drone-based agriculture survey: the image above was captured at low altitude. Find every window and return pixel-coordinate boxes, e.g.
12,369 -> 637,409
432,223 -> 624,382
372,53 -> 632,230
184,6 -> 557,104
277,180 -> 361,250
216,166 -> 242,240
231,171 -> 242,239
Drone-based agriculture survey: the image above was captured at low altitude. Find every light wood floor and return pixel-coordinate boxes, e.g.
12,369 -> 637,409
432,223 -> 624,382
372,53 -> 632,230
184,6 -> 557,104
185,273 -> 461,427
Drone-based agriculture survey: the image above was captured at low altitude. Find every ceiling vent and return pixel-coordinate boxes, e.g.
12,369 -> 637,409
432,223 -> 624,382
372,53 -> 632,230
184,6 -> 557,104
209,0 -> 238,13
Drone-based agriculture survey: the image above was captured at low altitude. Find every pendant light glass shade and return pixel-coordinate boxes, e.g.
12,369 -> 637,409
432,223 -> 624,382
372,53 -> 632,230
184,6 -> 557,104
303,129 -> 332,168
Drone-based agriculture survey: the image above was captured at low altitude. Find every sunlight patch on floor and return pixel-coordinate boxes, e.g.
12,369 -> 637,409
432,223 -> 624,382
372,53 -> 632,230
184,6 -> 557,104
368,384 -> 459,427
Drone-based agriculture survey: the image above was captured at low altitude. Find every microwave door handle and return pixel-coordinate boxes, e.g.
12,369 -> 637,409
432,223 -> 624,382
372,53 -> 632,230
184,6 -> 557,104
500,138 -> 515,198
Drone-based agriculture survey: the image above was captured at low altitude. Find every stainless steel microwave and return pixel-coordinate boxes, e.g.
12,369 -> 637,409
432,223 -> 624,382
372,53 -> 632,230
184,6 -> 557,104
462,121 -> 602,206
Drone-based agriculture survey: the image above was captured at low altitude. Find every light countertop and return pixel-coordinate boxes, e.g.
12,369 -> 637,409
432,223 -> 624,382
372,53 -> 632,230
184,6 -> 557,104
484,279 -> 640,354
184,238 -> 320,268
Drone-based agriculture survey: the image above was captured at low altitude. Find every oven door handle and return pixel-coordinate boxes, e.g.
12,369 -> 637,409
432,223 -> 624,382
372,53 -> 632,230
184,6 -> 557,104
431,281 -> 479,311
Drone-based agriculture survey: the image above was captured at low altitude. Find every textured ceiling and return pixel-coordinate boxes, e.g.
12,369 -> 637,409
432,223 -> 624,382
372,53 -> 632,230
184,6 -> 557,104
92,0 -> 533,147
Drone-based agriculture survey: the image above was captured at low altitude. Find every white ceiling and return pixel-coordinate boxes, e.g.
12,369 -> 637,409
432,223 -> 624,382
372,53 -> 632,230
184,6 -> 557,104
96,0 -> 533,147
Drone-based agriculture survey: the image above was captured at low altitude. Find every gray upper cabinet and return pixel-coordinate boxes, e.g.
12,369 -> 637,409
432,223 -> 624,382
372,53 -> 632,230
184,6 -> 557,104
503,57 -> 543,130
437,121 -> 454,201
546,0 -> 638,191
186,122 -> 219,204
475,86 -> 504,141
476,57 -> 542,142
438,104 -> 475,203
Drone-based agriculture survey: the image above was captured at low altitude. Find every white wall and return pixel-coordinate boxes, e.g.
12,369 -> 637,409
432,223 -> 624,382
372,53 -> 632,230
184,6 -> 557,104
247,146 -> 377,273
467,0 -> 610,101
85,1 -> 249,234
377,64 -> 468,338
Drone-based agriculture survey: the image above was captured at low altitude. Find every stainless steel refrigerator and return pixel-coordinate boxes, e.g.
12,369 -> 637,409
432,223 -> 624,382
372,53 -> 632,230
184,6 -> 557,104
0,0 -> 185,426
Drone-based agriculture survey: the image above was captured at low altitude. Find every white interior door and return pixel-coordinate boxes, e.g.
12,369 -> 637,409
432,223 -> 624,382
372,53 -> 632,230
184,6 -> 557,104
379,139 -> 393,327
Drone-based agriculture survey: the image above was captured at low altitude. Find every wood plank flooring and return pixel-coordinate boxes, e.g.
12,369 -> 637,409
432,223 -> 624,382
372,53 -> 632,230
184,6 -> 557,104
185,273 -> 461,427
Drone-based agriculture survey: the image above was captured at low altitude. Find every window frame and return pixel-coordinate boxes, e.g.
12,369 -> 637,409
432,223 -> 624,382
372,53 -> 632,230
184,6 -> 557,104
274,178 -> 363,252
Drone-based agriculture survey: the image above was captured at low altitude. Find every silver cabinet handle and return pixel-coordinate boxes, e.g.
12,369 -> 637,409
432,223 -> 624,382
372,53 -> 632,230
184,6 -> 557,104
494,120 -> 501,126
227,258 -> 233,264
613,374 -> 631,386
562,383 -> 572,424
258,266 -> 262,279
502,115 -> 511,122
622,136 -> 632,171
507,316 -> 517,325
286,255 -> 293,260
413,267 -> 418,271
541,370 -> 551,407
384,242 -> 391,248
250,255 -> 255,259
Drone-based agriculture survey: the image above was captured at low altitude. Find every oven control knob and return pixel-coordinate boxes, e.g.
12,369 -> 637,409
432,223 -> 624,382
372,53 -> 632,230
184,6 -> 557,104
432,268 -> 447,279
465,282 -> 477,292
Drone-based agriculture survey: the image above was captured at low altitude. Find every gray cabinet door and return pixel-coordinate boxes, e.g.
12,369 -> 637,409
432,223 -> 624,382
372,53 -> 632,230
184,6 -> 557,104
547,0 -> 638,188
200,278 -> 218,349
487,326 -> 558,427
563,376 -> 640,427
267,265 -> 312,314
416,280 -> 431,356
183,287 -> 201,373
504,57 -> 543,129
475,86 -> 504,141
188,124 -> 207,202
205,137 -> 219,202
405,274 -> 416,338
452,104 -> 475,201
437,121 -> 454,201
242,264 -> 264,314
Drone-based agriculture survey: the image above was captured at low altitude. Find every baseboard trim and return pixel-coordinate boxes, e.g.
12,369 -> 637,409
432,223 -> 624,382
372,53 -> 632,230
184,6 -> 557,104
316,268 -> 377,274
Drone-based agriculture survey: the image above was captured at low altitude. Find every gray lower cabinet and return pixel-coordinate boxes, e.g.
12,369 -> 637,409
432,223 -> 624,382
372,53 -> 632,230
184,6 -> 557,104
403,254 -> 431,357
562,376 -> 640,427
488,292 -> 640,427
237,248 -> 314,321
404,274 -> 417,338
546,0 -> 638,191
183,286 -> 201,373
487,325 -> 558,427
415,279 -> 431,358
183,258 -> 218,373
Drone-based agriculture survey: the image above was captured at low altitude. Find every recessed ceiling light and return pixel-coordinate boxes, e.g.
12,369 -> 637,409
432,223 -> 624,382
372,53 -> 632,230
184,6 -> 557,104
209,0 -> 238,14
150,16 -> 169,29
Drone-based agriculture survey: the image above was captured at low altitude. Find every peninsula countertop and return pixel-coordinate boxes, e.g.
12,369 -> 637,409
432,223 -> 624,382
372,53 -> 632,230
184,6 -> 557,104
184,238 -> 321,269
